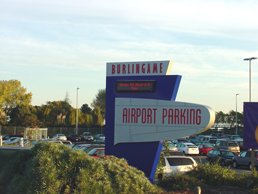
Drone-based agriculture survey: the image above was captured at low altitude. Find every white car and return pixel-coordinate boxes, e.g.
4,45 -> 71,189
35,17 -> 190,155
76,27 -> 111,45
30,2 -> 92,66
82,132 -> 94,141
52,134 -> 67,141
159,156 -> 198,179
177,142 -> 199,155
3,137 -> 21,145
94,134 -> 105,142
162,142 -> 178,151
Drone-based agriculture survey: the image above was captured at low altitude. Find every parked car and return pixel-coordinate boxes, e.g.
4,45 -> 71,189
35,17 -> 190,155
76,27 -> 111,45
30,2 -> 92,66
3,137 -> 21,145
166,150 -> 185,156
168,142 -> 178,151
94,134 -> 105,143
232,150 -> 258,170
61,140 -> 73,147
176,138 -> 189,144
229,135 -> 242,141
158,156 -> 198,179
2,134 -> 23,141
72,143 -> 92,150
211,133 -> 224,138
82,144 -> 105,153
82,132 -> 94,141
177,142 -> 199,155
88,147 -> 105,158
199,135 -> 213,143
52,134 -> 67,141
207,149 -> 235,167
188,136 -> 200,145
208,138 -> 218,147
234,139 -> 244,151
67,134 -> 82,142
215,139 -> 240,154
198,143 -> 214,155
163,141 -> 178,151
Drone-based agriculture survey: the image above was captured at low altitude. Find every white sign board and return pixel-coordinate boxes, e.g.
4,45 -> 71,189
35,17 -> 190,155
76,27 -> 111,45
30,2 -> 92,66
114,98 -> 215,144
106,60 -> 172,77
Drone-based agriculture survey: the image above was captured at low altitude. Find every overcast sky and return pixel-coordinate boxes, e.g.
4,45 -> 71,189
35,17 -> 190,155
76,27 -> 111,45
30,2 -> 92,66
1,0 -> 258,113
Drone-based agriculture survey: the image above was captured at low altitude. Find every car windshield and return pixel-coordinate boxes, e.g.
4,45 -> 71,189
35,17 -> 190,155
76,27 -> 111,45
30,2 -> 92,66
228,142 -> 238,146
222,152 -> 235,157
203,143 -> 213,147
209,139 -> 217,144
167,158 -> 194,166
186,144 -> 196,148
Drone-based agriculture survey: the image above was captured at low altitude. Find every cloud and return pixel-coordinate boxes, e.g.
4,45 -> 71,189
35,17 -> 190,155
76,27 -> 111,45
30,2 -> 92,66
1,0 -> 258,111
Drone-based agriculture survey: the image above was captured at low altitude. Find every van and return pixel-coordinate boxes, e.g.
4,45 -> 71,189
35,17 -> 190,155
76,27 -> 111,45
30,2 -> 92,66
215,140 -> 240,154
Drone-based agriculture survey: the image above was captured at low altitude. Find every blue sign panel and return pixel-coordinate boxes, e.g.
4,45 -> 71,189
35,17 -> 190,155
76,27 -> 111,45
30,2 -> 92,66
243,102 -> 258,149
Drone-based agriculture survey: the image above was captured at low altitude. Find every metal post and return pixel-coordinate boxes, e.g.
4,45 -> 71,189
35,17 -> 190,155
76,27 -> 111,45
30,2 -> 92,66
249,60 -> 251,102
76,87 -> 79,135
250,148 -> 255,171
235,94 -> 239,135
244,57 -> 257,102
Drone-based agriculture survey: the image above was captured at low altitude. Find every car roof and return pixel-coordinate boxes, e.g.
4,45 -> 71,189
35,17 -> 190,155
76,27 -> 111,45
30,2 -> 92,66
182,142 -> 195,145
164,155 -> 195,159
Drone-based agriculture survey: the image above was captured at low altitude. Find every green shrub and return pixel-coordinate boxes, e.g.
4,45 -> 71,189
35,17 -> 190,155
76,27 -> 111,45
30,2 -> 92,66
102,156 -> 159,194
0,143 -> 161,194
188,163 -> 237,186
0,150 -> 32,194
157,163 -> 258,192
157,174 -> 200,192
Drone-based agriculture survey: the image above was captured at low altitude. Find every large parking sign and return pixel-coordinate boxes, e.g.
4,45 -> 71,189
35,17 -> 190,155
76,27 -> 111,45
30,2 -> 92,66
105,60 -> 215,181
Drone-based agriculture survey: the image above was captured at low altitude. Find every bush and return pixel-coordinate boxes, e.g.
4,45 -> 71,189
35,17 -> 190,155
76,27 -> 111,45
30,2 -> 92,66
157,174 -> 200,192
157,162 -> 258,192
188,163 -> 237,186
0,143 -> 161,194
0,149 -> 32,194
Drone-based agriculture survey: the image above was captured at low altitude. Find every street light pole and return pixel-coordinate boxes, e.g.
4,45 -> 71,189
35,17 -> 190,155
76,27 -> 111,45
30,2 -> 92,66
244,57 -> 257,102
76,87 -> 79,135
235,93 -> 239,135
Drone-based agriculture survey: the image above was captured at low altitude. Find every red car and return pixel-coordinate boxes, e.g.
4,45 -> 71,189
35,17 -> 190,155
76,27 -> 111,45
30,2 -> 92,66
198,143 -> 214,155
88,147 -> 105,158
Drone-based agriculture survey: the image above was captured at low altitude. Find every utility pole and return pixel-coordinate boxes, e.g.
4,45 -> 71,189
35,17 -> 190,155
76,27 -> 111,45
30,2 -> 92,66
243,57 -> 257,102
76,87 -> 79,135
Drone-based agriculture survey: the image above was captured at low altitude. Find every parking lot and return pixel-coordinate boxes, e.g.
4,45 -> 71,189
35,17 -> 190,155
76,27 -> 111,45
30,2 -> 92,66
1,132 -> 256,176
191,155 -> 252,174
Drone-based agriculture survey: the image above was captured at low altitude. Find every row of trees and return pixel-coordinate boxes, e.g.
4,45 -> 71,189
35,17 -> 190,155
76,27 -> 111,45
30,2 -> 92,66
0,79 -> 244,128
0,80 -> 105,128
215,110 -> 243,127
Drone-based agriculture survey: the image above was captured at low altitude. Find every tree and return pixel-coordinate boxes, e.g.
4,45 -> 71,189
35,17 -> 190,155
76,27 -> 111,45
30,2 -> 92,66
215,110 -> 243,128
227,110 -> 236,127
215,111 -> 226,123
69,108 -> 85,126
227,110 -> 243,127
9,105 -> 40,127
0,80 -> 32,125
0,109 -> 7,125
80,112 -> 93,128
64,92 -> 71,104
92,106 -> 104,127
40,101 -> 73,126
91,89 -> 105,118
81,103 -> 92,114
